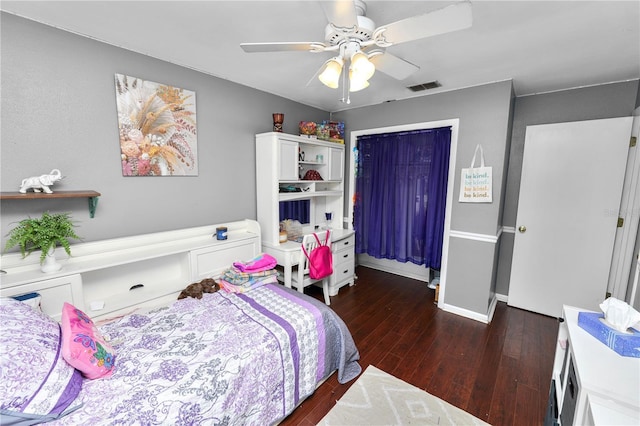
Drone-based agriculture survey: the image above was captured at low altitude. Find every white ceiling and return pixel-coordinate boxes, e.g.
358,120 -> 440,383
2,1 -> 639,112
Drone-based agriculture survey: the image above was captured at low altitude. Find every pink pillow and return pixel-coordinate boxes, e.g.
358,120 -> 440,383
61,302 -> 116,379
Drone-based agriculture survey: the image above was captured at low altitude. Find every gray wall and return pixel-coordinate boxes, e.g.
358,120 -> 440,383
0,13 -> 328,246
3,12 -> 639,318
495,81 -> 640,296
333,81 -> 514,316
334,79 -> 640,315
333,81 -> 514,236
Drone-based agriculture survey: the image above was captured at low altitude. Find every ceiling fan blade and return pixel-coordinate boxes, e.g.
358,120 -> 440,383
377,1 -> 472,45
320,0 -> 358,29
240,42 -> 326,53
306,63 -> 326,87
369,51 -> 420,81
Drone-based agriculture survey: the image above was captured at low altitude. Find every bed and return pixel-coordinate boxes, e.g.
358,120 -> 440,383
0,283 -> 361,425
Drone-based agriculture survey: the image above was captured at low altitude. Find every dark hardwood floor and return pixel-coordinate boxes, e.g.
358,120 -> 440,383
280,266 -> 559,426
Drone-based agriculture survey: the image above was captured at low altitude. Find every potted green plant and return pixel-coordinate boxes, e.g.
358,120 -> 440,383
4,211 -> 81,273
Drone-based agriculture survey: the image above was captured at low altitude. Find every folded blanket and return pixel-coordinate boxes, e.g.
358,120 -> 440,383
219,275 -> 279,294
233,253 -> 277,273
223,268 -> 279,285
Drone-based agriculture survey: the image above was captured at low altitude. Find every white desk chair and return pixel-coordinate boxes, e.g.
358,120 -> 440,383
290,230 -> 332,305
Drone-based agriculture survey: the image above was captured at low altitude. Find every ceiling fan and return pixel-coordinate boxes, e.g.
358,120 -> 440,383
240,0 -> 472,102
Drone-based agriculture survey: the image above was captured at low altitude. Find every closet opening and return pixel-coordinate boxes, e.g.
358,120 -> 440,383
348,119 -> 459,288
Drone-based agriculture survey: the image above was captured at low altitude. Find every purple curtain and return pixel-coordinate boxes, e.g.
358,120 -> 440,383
354,127 -> 451,269
279,200 -> 310,223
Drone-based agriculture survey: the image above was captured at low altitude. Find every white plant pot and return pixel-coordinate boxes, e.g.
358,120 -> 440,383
41,247 -> 62,273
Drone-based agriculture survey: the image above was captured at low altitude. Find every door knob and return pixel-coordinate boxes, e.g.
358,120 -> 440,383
518,225 -> 527,233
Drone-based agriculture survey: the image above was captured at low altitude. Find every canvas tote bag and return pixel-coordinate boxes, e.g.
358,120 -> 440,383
459,144 -> 493,203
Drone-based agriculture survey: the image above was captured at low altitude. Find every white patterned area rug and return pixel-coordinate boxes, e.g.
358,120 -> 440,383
319,365 -> 490,425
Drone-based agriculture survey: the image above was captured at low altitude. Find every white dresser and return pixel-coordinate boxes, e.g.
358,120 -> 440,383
545,305 -> 640,425
329,232 -> 355,294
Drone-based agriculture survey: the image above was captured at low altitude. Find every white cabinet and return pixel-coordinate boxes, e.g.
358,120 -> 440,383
190,238 -> 261,280
0,220 -> 261,321
0,274 -> 83,321
279,139 -> 299,181
328,146 -> 344,181
545,305 -> 640,425
255,132 -> 355,298
256,132 -> 346,246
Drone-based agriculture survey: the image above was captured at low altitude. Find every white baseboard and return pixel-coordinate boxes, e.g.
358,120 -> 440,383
357,256 -> 430,282
496,293 -> 508,303
440,295 -> 498,324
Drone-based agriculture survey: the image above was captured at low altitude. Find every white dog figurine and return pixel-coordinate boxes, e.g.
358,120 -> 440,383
19,169 -> 63,194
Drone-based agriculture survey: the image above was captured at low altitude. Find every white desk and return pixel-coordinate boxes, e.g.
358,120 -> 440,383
262,228 -> 355,295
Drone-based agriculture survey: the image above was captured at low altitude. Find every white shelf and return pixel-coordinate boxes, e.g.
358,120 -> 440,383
1,223 -> 257,288
0,219 -> 262,320
279,191 -> 343,201
256,132 -> 346,247
279,179 -> 341,184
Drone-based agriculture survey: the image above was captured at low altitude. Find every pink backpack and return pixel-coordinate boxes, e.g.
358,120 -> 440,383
302,230 -> 333,280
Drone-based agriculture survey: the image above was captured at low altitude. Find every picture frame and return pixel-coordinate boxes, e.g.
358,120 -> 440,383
115,74 -> 198,176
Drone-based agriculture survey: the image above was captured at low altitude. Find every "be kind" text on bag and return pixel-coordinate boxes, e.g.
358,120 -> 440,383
459,144 -> 493,203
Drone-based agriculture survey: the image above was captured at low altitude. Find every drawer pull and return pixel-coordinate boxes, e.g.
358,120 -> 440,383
343,254 -> 348,258
343,269 -> 349,273
129,284 -> 144,291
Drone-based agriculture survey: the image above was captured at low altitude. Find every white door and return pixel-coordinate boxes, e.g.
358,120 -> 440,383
508,117 -> 632,318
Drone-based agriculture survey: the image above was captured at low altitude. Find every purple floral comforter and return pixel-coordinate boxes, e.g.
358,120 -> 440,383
52,284 -> 360,425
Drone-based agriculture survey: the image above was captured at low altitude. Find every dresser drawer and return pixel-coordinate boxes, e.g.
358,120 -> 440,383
333,261 -> 355,284
329,232 -> 355,296
332,234 -> 355,252
333,245 -> 354,265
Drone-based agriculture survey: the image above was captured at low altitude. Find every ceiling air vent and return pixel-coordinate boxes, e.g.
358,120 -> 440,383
407,81 -> 441,92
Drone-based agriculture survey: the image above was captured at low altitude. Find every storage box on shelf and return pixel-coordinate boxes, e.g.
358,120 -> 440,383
545,305 -> 640,426
0,220 -> 261,321
256,132 -> 355,296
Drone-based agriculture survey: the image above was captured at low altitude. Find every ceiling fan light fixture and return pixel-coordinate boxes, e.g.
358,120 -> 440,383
242,0 -> 475,103
318,57 -> 344,89
349,71 -> 370,92
350,51 -> 375,81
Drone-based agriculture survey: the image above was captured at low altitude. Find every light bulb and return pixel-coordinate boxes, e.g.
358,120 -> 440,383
318,57 -> 343,89
349,67 -> 370,92
350,51 -> 375,81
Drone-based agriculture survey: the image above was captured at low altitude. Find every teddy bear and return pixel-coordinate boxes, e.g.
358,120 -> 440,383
177,278 -> 220,300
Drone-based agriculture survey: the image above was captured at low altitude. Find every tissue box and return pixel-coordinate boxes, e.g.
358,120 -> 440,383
578,312 -> 640,358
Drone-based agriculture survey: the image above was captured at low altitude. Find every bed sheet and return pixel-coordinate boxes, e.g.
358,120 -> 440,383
51,283 -> 360,425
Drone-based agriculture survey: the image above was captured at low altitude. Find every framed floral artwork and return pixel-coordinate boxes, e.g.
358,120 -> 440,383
115,74 -> 198,176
